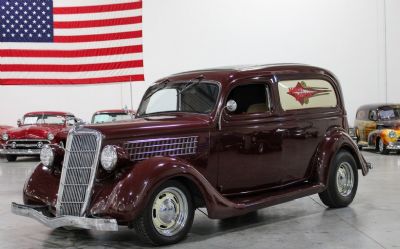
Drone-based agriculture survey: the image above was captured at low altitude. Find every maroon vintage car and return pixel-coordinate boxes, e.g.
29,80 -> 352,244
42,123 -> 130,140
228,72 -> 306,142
91,109 -> 135,124
0,111 -> 78,162
12,64 -> 370,245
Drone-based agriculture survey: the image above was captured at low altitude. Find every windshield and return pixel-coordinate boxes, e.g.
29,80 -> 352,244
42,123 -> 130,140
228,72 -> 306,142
92,113 -> 132,124
23,114 -> 65,125
137,82 -> 219,116
379,107 -> 400,120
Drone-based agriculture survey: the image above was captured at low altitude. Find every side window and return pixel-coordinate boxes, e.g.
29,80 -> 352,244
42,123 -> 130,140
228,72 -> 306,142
278,79 -> 337,111
227,84 -> 271,115
369,110 -> 378,121
356,110 -> 367,120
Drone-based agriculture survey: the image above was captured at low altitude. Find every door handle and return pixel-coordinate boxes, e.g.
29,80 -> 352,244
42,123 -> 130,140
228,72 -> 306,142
275,128 -> 287,133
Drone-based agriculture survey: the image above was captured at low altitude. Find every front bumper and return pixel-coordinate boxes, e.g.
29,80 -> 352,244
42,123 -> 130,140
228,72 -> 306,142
11,202 -> 118,231
0,148 -> 41,155
386,142 -> 400,150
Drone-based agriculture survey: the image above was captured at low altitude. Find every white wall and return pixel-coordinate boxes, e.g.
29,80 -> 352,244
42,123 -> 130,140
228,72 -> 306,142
0,0 -> 393,126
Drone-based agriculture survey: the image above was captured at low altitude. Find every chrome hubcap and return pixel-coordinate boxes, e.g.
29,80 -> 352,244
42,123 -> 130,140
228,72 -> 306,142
151,187 -> 188,236
336,162 -> 354,197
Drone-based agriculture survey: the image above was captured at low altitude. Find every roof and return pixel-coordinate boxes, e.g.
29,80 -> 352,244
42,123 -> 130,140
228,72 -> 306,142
357,103 -> 400,111
24,111 -> 74,116
93,109 -> 135,115
156,64 -> 335,86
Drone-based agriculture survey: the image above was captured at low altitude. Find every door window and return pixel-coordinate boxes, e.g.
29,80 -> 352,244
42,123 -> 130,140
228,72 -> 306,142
227,84 -> 271,115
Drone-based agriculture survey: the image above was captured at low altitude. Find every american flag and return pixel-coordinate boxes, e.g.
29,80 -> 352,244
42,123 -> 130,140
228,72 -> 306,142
0,0 -> 144,85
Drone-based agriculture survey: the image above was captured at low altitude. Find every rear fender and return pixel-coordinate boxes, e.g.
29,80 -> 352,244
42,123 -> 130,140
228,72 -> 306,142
311,127 -> 370,186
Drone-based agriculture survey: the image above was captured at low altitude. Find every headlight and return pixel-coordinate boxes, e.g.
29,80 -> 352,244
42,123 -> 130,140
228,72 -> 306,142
389,130 -> 397,138
100,145 -> 118,171
47,133 -> 55,141
40,145 -> 54,167
1,133 -> 8,141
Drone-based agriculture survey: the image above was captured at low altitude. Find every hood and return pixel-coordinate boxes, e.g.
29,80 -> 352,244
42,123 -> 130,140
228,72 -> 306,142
5,124 -> 64,140
377,120 -> 400,129
85,114 -> 212,141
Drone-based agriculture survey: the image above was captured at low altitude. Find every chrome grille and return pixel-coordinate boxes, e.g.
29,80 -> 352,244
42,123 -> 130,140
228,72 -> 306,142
124,136 -> 198,161
6,139 -> 50,149
56,129 -> 102,217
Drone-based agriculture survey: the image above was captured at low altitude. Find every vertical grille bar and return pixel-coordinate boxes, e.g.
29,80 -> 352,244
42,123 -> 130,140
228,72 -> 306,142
56,129 -> 102,217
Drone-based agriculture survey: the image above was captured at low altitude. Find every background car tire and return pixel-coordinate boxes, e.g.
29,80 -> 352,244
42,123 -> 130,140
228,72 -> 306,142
319,150 -> 358,208
6,155 -> 17,162
377,138 -> 389,155
133,180 -> 194,246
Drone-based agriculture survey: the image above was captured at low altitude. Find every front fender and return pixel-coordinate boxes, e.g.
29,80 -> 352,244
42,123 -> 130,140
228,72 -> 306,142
312,127 -> 370,186
89,157 -> 240,222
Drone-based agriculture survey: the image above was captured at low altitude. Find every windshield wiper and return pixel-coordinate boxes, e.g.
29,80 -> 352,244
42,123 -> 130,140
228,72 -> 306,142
179,75 -> 204,94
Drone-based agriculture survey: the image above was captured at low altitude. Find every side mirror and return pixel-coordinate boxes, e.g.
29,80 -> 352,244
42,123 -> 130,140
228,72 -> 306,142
218,100 -> 238,130
17,119 -> 22,127
226,100 -> 237,112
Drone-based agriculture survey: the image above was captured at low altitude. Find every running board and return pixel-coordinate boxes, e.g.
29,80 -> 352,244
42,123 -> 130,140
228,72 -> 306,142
207,183 -> 326,219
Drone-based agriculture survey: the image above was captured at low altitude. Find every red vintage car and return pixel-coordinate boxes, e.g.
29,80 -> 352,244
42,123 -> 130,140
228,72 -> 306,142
0,111 -> 78,162
12,65 -> 370,245
91,109 -> 135,124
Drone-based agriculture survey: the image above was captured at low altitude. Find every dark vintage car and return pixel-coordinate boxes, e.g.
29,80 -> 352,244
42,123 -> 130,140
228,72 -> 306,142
12,64 -> 370,245
91,109 -> 135,124
0,111 -> 78,162
354,104 -> 400,154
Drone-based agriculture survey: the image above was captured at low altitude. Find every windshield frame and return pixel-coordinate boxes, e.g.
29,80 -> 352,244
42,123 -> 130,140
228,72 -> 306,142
378,106 -> 400,121
136,80 -> 221,118
22,114 -> 67,126
91,112 -> 133,124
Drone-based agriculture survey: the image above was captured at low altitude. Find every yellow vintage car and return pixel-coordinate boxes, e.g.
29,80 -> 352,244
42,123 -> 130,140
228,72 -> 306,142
354,104 -> 400,154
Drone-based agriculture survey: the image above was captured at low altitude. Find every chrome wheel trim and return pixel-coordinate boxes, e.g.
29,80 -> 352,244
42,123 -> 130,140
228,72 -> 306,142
379,139 -> 384,153
151,187 -> 188,237
336,162 -> 354,197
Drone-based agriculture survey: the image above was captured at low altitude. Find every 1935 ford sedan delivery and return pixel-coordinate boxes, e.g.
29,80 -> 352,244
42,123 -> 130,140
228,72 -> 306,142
12,64 -> 370,245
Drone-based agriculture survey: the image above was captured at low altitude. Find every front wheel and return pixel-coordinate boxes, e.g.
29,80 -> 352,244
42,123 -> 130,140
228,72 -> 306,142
133,180 -> 194,246
378,138 -> 389,155
319,150 -> 358,208
6,155 -> 17,162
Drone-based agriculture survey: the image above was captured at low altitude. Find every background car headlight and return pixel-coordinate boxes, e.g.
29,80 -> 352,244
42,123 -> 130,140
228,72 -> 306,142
101,145 -> 118,171
47,133 -> 55,141
40,145 -> 54,167
1,133 -> 8,141
389,130 -> 397,138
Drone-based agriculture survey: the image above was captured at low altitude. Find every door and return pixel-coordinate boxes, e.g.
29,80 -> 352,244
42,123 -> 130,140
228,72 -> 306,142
217,81 -> 284,194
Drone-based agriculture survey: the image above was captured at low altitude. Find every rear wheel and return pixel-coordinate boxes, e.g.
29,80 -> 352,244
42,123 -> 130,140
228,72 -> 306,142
133,180 -> 194,246
377,138 -> 389,154
319,150 -> 358,208
6,155 -> 17,162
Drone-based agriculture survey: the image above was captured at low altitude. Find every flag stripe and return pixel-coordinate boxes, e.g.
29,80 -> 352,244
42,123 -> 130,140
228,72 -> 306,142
54,16 -> 142,29
53,2 -> 142,15
3,53 -> 143,65
3,60 -> 143,72
1,68 -> 144,79
1,75 -> 145,85
54,30 -> 142,43
55,9 -> 142,22
0,45 -> 142,58
1,38 -> 142,50
53,0 -> 139,8
53,24 -> 141,36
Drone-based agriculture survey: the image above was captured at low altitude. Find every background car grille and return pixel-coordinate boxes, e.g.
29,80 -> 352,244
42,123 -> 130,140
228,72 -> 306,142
124,136 -> 198,161
6,139 -> 49,149
56,129 -> 101,217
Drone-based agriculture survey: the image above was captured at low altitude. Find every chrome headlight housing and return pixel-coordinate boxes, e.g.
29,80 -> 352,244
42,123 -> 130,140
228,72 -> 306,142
47,133 -> 55,141
2,133 -> 8,141
389,130 -> 397,139
100,145 -> 118,171
40,145 -> 54,167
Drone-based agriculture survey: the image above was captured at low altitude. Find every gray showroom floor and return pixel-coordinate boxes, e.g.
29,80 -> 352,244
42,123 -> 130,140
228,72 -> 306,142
0,151 -> 399,249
